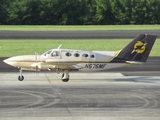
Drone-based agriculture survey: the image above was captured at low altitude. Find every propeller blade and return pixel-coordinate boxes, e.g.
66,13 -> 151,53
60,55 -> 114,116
35,52 -> 38,74
34,52 -> 41,76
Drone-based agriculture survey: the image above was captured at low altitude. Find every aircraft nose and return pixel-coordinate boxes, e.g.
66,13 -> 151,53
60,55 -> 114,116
3,57 -> 18,66
3,58 -> 10,64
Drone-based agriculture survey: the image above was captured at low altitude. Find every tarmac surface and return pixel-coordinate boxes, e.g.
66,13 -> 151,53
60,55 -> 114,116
0,30 -> 160,39
0,72 -> 160,120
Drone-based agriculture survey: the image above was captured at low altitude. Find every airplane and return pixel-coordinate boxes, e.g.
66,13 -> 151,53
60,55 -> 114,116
3,34 -> 157,82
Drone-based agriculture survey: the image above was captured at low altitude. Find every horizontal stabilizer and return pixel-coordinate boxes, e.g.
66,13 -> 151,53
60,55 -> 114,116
126,61 -> 144,64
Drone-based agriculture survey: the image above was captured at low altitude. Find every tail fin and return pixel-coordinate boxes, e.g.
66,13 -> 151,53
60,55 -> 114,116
111,34 -> 157,63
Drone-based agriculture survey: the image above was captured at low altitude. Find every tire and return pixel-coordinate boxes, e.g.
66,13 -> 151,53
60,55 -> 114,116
62,79 -> 69,82
61,73 -> 69,82
18,75 -> 24,81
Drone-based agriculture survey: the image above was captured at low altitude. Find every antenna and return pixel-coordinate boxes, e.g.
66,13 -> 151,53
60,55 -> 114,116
57,44 -> 62,50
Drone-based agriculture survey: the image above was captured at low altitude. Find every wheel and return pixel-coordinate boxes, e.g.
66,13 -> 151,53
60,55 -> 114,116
18,75 -> 24,81
61,73 -> 69,82
62,79 -> 69,82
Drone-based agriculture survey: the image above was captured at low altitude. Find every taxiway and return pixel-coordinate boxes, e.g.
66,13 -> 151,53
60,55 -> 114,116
0,30 -> 159,39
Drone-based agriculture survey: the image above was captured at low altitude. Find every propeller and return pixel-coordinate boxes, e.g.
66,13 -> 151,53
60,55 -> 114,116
35,52 -> 38,72
35,52 -> 41,74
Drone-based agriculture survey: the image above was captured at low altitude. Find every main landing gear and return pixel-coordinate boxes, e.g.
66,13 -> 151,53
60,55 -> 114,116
61,70 -> 69,82
17,68 -> 70,82
18,68 -> 24,81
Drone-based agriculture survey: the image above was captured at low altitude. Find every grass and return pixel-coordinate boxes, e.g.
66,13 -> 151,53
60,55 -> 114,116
0,25 -> 160,31
0,39 -> 159,57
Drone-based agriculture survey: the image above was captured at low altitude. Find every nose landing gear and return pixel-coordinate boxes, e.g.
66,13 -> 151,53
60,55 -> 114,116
18,75 -> 24,81
18,68 -> 24,81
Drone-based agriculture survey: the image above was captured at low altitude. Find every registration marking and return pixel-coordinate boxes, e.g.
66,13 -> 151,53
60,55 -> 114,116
85,64 -> 106,69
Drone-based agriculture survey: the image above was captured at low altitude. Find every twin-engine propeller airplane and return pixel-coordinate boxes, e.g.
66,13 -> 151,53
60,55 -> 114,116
4,34 -> 157,82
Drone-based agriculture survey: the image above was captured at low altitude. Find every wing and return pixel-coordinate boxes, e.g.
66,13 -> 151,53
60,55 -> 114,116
45,59 -> 84,70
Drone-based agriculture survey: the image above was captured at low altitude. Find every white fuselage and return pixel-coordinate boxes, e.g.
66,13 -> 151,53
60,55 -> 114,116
4,49 -> 130,72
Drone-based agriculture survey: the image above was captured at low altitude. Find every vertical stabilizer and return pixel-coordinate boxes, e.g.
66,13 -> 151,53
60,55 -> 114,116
111,34 -> 157,63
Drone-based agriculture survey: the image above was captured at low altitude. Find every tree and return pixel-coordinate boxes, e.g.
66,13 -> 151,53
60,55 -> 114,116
95,0 -> 115,24
1,0 -> 160,25
6,0 -> 29,24
0,0 -> 10,24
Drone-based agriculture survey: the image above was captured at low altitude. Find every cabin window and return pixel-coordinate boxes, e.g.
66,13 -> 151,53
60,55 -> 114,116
90,54 -> 95,58
65,52 -> 72,57
82,54 -> 88,58
74,53 -> 80,57
51,51 -> 59,57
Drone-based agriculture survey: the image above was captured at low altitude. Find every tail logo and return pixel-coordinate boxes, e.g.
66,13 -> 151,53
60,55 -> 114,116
133,41 -> 147,54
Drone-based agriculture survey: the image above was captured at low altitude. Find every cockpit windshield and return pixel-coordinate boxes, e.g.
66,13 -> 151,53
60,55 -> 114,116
43,50 -> 52,56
